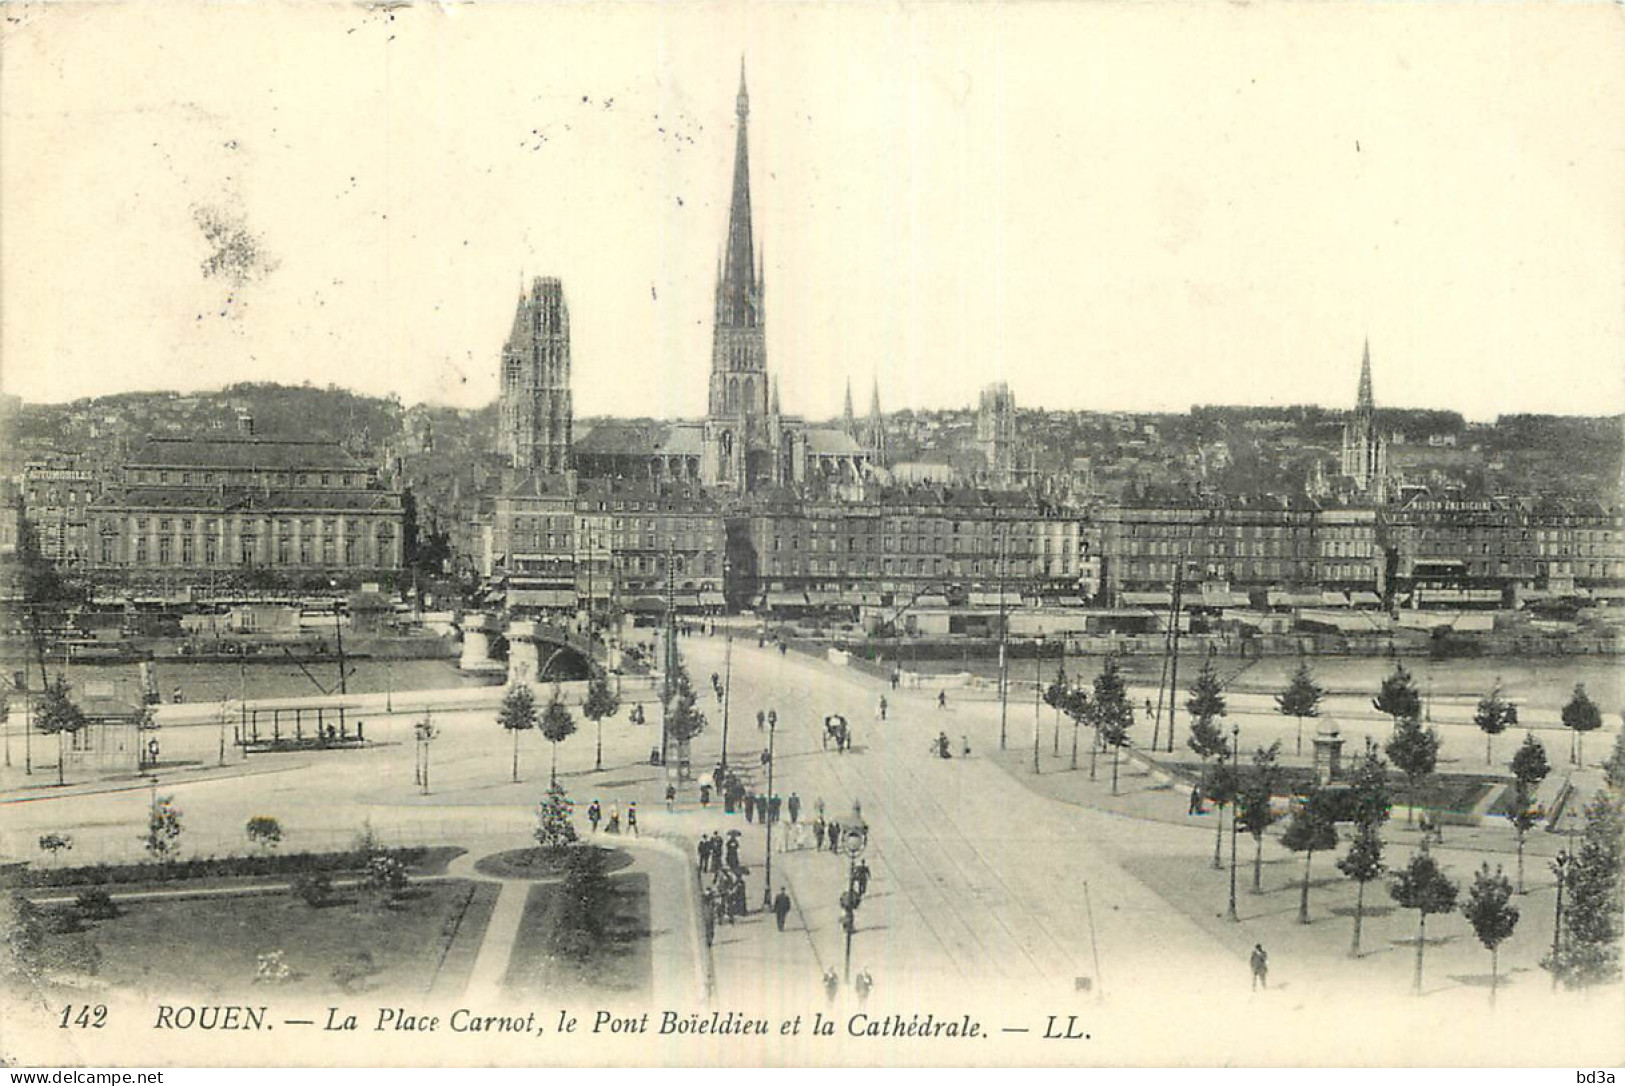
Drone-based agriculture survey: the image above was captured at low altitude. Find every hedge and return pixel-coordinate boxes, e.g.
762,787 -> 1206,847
3,846 -> 464,890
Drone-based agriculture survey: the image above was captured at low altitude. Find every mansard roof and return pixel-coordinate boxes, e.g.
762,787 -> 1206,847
127,436 -> 367,472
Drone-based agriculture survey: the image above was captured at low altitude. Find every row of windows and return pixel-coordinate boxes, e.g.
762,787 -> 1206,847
126,468 -> 372,489
106,534 -> 397,567
122,517 -> 393,539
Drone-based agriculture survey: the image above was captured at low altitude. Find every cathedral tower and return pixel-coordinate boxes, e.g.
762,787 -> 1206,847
499,276 -> 574,474
1340,339 -> 1387,500
704,63 -> 774,490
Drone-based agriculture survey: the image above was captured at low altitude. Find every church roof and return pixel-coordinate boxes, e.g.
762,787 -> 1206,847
803,428 -> 864,456
654,424 -> 706,457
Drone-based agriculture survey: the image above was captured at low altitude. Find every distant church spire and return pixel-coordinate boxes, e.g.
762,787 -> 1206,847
1356,338 -> 1374,414
843,378 -> 856,435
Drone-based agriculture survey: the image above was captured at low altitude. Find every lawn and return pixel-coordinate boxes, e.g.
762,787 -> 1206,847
502,872 -> 651,999
29,878 -> 499,1000
474,845 -> 633,880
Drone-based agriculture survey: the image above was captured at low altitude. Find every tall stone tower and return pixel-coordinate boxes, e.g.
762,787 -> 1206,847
978,382 -> 1019,488
703,63 -> 773,491
1340,339 -> 1386,500
498,276 -> 574,474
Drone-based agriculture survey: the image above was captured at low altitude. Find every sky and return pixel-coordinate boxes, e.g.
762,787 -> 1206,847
2,2 -> 1623,422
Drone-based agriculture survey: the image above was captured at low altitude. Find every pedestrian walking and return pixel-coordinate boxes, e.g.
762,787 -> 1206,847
665,783 -> 677,811
725,835 -> 741,871
745,793 -> 756,823
823,968 -> 840,1003
788,792 -> 801,824
588,800 -> 602,833
627,803 -> 639,836
813,817 -> 826,851
855,969 -> 873,1004
702,893 -> 717,946
757,709 -> 766,732
854,859 -> 871,898
772,887 -> 792,931
1188,786 -> 1203,815
698,838 -> 710,874
607,802 -> 621,835
828,822 -> 843,854
815,797 -> 826,820
713,763 -> 726,794
1250,944 -> 1269,990
961,734 -> 970,758
878,696 -> 888,721
938,690 -> 947,710
891,670 -> 900,691
769,795 -> 782,824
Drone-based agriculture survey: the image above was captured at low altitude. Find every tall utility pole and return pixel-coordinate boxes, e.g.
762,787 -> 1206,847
661,536 -> 677,767
1032,634 -> 1044,775
1165,562 -> 1185,753
1227,722 -> 1240,921
997,516 -> 1009,751
720,627 -> 733,770
761,709 -> 776,908
333,599 -> 348,698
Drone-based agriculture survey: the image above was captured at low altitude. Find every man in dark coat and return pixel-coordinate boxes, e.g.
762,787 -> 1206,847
788,792 -> 802,824
854,860 -> 871,898
744,793 -> 756,822
772,887 -> 793,932
697,837 -> 710,874
828,822 -> 843,853
813,817 -> 826,850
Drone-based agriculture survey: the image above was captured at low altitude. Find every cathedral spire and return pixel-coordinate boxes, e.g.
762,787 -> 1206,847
722,60 -> 757,301
869,376 -> 882,420
843,378 -> 856,433
1356,338 -> 1374,413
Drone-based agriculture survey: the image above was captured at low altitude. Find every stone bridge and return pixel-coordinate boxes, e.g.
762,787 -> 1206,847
456,613 -> 640,684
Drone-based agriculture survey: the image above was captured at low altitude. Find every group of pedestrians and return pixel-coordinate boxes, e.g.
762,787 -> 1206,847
585,799 -> 638,836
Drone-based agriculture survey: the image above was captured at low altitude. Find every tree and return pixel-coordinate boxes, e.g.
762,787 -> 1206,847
143,795 -> 183,862
1044,660 -> 1069,756
1507,733 -> 1551,892
581,668 -> 620,773
1280,785 -> 1339,924
1185,659 -> 1228,759
1235,742 -> 1282,894
34,676 -> 86,787
1338,823 -> 1386,958
1561,684 -> 1603,766
1372,663 -> 1422,730
1389,848 -> 1459,994
497,684 -> 538,784
1090,657 -> 1133,783
1346,738 -> 1394,831
1604,725 -> 1625,792
1385,714 -> 1440,827
245,816 -> 283,853
1062,687 -> 1091,773
1473,681 -> 1518,766
1544,790 -> 1623,989
1100,690 -> 1135,796
1461,863 -> 1519,1004
540,685 -> 577,783
1276,659 -> 1325,756
535,778 -> 578,852
1202,760 -> 1239,871
1510,732 -> 1551,795
551,846 -> 614,960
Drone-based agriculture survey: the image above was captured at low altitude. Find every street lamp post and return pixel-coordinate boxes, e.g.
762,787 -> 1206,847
1227,722 -> 1240,922
1550,810 -> 1578,989
762,708 -> 777,909
997,520 -> 1009,751
415,713 -> 437,795
1032,634 -> 1043,775
841,801 -> 870,984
